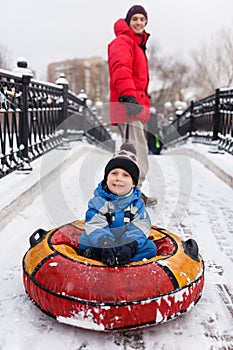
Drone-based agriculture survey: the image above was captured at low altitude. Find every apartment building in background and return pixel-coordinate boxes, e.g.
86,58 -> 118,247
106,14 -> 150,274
47,57 -> 109,104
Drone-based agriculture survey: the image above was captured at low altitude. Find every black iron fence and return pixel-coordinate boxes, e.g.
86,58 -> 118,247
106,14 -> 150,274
165,88 -> 233,154
0,63 -> 114,178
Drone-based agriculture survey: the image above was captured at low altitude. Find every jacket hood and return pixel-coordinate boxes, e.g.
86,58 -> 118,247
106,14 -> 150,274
95,181 -> 141,208
114,19 -> 131,37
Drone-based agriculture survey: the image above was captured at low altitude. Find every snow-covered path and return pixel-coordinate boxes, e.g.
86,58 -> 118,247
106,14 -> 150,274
0,143 -> 232,350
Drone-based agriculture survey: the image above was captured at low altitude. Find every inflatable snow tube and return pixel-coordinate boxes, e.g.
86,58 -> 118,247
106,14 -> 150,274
22,220 -> 204,332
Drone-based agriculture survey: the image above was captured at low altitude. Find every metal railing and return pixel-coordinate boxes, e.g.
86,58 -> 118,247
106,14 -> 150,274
165,88 -> 233,154
0,62 -> 114,178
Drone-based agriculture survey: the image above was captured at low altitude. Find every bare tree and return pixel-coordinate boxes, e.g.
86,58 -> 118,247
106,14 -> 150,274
147,28 -> 233,110
191,28 -> 233,98
0,45 -> 11,70
148,41 -> 191,110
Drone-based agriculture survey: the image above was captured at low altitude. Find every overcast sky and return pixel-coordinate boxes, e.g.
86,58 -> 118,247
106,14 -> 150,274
1,0 -> 233,80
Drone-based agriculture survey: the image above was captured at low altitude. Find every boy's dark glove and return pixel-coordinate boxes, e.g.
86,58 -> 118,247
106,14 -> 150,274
119,96 -> 143,117
101,248 -> 115,266
98,237 -> 116,266
116,240 -> 138,265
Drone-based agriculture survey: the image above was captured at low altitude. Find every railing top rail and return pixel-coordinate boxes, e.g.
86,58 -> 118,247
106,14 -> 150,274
67,90 -> 84,105
31,78 -> 63,90
219,86 -> 233,92
0,68 -> 22,81
193,93 -> 216,106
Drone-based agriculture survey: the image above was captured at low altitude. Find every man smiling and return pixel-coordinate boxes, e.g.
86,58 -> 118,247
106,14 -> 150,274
126,6 -> 147,34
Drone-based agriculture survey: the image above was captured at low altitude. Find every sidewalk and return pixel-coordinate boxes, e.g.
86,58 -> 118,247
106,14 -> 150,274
166,140 -> 233,189
0,142 -> 110,230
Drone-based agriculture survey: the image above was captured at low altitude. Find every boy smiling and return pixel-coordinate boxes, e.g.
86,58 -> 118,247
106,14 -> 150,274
106,168 -> 135,196
79,143 -> 156,266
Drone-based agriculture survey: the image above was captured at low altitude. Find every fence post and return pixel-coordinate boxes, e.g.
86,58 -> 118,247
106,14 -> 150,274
55,73 -> 70,148
209,88 -> 220,153
189,100 -> 194,136
17,58 -> 33,172
55,73 -> 69,124
212,88 -> 220,141
78,89 -> 89,134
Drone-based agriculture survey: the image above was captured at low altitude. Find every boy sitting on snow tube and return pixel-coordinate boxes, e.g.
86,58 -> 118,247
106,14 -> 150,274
79,143 -> 156,266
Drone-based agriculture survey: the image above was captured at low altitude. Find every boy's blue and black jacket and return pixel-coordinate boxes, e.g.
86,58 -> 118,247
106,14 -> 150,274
79,181 -> 151,250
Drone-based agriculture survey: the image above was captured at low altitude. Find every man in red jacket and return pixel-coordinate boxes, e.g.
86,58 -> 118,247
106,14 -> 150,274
108,5 -> 157,206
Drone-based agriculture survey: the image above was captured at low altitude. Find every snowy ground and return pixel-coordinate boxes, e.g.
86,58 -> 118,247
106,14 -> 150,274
0,141 -> 233,350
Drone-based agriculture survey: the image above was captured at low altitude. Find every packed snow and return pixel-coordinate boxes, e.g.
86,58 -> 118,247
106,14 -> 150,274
0,140 -> 232,350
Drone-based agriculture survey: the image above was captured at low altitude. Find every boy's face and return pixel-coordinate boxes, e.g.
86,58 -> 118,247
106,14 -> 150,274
129,14 -> 147,34
107,168 -> 135,196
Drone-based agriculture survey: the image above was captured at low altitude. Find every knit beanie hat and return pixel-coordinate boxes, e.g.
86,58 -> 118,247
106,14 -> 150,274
125,5 -> 148,25
104,143 -> 139,185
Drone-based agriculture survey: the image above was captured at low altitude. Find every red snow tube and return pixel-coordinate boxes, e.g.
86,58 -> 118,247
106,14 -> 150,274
22,220 -> 204,332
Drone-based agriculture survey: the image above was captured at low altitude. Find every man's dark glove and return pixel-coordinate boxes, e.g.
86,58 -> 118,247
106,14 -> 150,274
116,240 -> 138,265
98,237 -> 116,266
119,96 -> 143,117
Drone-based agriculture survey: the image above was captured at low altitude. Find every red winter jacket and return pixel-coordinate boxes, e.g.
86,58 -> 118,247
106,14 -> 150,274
108,19 -> 150,125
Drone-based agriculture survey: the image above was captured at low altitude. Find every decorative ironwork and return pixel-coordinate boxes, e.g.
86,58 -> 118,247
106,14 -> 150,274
0,66 -> 114,178
165,88 -> 233,154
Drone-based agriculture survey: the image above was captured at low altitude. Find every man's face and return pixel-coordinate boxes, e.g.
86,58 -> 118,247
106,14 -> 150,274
129,14 -> 147,34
